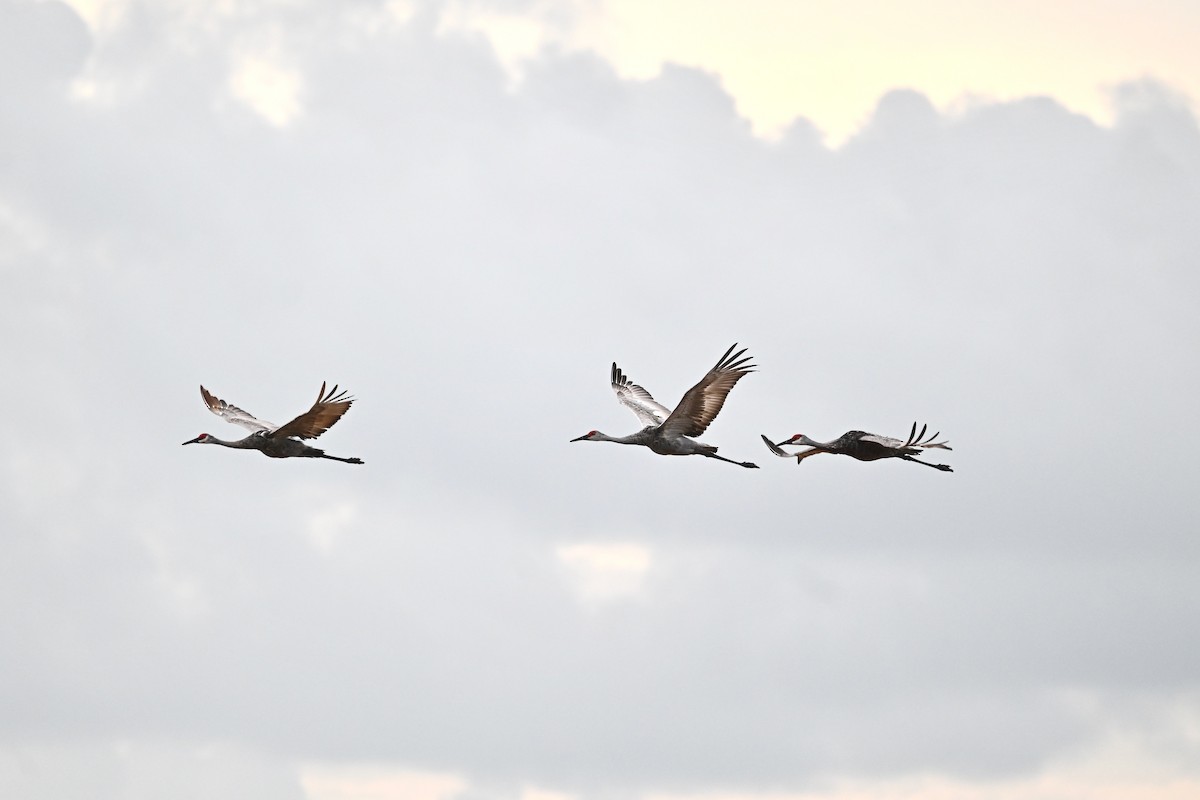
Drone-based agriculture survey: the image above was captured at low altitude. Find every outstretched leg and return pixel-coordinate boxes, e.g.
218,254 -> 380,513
321,454 -> 365,464
702,452 -> 759,469
900,455 -> 951,472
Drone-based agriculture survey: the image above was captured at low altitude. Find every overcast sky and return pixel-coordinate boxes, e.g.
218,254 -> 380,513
2,1 -> 1199,799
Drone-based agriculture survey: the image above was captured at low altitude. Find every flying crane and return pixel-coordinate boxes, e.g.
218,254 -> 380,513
572,343 -> 759,468
762,422 -> 951,471
183,383 -> 364,464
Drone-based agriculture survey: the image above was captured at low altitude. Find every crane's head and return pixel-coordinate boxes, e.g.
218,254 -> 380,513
570,430 -> 601,442
183,433 -> 211,445
775,433 -> 812,447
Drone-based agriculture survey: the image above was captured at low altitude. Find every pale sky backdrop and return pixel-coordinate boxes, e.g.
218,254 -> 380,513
2,1 -> 1199,799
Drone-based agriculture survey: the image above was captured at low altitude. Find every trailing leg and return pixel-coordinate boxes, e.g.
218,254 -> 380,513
900,455 -> 951,472
320,454 -> 365,464
702,451 -> 759,469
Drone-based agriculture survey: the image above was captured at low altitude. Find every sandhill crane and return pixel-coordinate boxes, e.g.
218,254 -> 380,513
571,343 -> 759,468
762,422 -> 952,472
183,383 -> 364,464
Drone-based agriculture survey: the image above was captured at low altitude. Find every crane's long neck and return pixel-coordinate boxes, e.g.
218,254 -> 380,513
594,431 -> 648,445
205,435 -> 259,449
798,435 -> 834,449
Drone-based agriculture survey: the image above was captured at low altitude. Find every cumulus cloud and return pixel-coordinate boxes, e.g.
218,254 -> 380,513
1,1 -> 1199,798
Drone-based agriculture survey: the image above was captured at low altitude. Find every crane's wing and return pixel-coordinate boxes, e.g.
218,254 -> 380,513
858,432 -> 907,450
660,343 -> 756,438
907,420 -> 953,450
611,362 -> 672,427
269,382 -> 356,440
761,435 -> 826,464
761,435 -> 800,457
200,386 -> 276,433
861,423 -> 953,451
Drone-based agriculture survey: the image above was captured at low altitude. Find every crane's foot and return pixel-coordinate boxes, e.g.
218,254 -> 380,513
740,462 -> 760,469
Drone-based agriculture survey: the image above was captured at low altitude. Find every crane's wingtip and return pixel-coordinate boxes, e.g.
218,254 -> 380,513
760,434 -> 793,457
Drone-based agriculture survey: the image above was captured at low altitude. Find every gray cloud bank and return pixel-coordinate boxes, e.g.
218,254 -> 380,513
1,1 -> 1198,798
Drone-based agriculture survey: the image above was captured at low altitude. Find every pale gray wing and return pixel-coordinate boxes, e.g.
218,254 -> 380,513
761,435 -> 799,457
611,362 -> 671,427
660,343 -> 755,438
761,435 -> 825,464
859,432 -> 907,450
862,422 -> 953,451
200,386 -> 276,433
908,420 -> 953,450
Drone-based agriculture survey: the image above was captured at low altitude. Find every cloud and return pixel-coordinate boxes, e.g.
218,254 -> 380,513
0,740 -> 304,800
1,1 -> 1198,798
556,541 -> 653,605
301,764 -> 466,800
0,0 -> 90,90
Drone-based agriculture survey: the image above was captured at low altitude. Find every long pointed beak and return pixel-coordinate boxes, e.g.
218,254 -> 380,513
569,434 -> 589,442
774,437 -> 799,448
182,437 -> 201,445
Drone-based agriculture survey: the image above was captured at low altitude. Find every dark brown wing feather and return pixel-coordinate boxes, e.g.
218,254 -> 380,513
269,382 -> 356,440
660,343 -> 756,439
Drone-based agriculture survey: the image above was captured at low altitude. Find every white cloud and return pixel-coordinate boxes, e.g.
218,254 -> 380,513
306,500 -> 359,554
555,541 -> 653,605
0,741 -> 303,800
229,49 -> 303,126
300,765 -> 467,800
2,1 -> 1200,799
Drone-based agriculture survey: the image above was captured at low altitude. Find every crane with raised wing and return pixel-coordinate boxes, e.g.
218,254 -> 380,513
572,343 -> 759,468
183,383 -> 364,464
